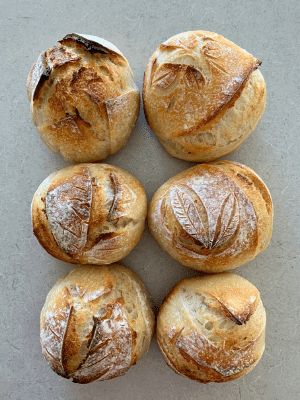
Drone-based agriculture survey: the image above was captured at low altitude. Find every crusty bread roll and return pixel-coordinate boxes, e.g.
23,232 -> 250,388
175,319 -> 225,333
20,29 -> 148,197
149,161 -> 273,272
143,31 -> 266,161
157,273 -> 266,383
27,33 -> 140,162
40,264 -> 154,383
32,163 -> 147,264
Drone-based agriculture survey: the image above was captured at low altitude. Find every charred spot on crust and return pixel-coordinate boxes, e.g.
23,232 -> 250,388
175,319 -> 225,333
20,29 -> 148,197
60,33 -> 118,55
31,52 -> 51,101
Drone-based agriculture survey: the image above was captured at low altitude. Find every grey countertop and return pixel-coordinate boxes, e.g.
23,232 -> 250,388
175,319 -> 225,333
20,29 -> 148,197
1,1 -> 299,399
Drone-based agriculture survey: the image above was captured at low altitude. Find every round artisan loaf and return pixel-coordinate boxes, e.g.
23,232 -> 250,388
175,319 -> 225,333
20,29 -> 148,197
40,264 -> 155,383
27,33 -> 140,162
32,163 -> 147,264
143,30 -> 266,161
148,161 -> 273,272
157,273 -> 266,383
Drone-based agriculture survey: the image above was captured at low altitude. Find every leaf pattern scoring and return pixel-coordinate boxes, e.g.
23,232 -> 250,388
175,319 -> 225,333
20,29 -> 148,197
66,283 -> 112,303
152,63 -> 205,91
202,40 -> 230,75
71,302 -> 132,383
152,63 -> 179,89
212,193 -> 239,248
175,330 -> 258,377
170,186 -> 239,249
41,296 -> 132,383
85,233 -> 124,260
184,65 -> 206,89
41,303 -> 74,377
147,32 -> 260,132
170,185 -> 210,248
46,174 -> 92,255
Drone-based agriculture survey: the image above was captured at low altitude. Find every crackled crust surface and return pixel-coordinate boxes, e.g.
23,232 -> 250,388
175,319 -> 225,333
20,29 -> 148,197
40,264 -> 154,383
27,33 -> 140,162
143,30 -> 266,162
32,163 -> 147,264
157,273 -> 266,383
148,161 -> 273,272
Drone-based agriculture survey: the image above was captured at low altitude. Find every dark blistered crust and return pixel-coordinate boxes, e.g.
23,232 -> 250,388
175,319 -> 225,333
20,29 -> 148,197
28,33 -> 122,102
60,33 -> 120,55
28,52 -> 51,101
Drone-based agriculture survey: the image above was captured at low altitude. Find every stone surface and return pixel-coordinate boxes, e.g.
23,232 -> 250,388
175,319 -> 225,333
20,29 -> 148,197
0,1 -> 299,399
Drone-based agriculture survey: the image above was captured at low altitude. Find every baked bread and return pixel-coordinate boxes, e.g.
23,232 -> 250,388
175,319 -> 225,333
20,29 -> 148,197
40,264 -> 154,383
32,163 -> 147,264
149,161 -> 273,272
27,33 -> 139,162
157,273 -> 266,383
143,30 -> 266,161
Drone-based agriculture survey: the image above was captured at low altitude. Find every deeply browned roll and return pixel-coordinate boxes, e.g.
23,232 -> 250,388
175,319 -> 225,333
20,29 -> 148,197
148,161 -> 273,273
157,273 -> 266,383
27,33 -> 140,162
143,31 -> 266,162
32,163 -> 147,264
40,264 -> 154,383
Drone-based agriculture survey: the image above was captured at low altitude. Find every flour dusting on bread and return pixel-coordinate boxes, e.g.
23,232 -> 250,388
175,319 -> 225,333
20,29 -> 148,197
40,265 -> 154,383
46,173 -> 92,256
157,273 -> 266,382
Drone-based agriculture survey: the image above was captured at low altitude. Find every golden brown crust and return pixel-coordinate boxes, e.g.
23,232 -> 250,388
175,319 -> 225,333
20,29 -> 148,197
157,273 -> 266,383
40,264 -> 154,383
148,161 -> 273,273
27,33 -> 140,162
32,164 -> 147,264
143,30 -> 266,162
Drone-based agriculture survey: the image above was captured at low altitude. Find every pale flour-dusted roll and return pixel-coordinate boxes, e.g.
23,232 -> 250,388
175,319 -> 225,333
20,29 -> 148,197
148,161 -> 273,273
32,163 -> 147,264
157,273 -> 266,383
143,31 -> 266,161
27,33 -> 140,162
40,264 -> 155,383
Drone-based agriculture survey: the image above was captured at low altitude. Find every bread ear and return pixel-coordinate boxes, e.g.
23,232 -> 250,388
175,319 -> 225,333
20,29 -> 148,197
27,34 -> 139,162
143,31 -> 266,162
157,273 -> 266,383
27,52 -> 50,101
32,164 -> 147,265
40,265 -> 154,383
60,33 -> 124,56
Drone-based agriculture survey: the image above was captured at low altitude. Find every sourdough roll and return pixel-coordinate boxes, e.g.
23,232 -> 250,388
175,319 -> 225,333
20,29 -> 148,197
40,264 -> 154,383
27,33 -> 139,162
157,273 -> 266,383
143,31 -> 266,161
32,163 -> 147,264
149,161 -> 273,273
